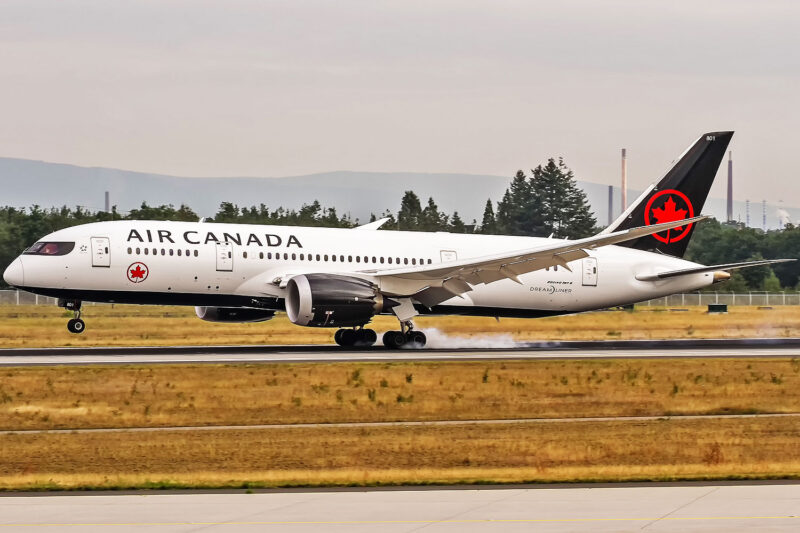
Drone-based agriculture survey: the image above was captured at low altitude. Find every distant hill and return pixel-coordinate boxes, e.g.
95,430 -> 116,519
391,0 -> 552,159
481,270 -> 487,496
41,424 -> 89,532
0,157 -> 795,229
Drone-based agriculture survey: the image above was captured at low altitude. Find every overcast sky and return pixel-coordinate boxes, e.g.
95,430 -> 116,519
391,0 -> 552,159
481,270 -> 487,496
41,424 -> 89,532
1,0 -> 798,204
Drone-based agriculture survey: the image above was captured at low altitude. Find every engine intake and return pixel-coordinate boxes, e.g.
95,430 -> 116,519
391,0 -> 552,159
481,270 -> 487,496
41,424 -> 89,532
286,274 -> 386,327
195,306 -> 276,323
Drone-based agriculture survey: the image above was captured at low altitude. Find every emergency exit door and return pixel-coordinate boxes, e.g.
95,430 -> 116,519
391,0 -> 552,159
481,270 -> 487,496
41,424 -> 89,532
216,242 -> 233,271
90,237 -> 111,267
582,257 -> 598,286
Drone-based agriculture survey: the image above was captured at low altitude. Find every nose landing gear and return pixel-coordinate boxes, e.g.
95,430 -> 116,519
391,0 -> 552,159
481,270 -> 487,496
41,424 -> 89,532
59,299 -> 85,334
334,327 -> 377,347
67,317 -> 85,334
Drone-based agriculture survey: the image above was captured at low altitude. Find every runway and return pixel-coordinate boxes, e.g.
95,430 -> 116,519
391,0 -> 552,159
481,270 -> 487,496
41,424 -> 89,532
1,482 -> 798,532
0,338 -> 799,366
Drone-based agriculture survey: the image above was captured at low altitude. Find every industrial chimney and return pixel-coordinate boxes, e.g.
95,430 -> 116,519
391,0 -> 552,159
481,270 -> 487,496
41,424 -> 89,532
726,151 -> 733,222
621,148 -> 627,211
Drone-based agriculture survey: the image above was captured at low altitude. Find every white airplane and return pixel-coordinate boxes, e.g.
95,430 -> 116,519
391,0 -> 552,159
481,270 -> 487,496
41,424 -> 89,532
2,131 -> 792,348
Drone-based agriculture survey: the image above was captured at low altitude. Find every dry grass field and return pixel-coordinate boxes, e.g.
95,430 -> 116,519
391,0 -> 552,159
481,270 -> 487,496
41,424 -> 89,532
1,417 -> 798,490
1,359 -> 799,430
1,304 -> 798,490
0,304 -> 798,348
0,359 -> 798,489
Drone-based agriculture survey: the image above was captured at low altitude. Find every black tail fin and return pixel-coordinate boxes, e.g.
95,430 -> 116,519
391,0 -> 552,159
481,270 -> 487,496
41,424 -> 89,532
605,131 -> 733,258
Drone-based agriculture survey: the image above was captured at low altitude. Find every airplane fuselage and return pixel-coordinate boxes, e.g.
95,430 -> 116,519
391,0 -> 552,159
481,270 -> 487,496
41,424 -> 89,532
5,220 -> 713,318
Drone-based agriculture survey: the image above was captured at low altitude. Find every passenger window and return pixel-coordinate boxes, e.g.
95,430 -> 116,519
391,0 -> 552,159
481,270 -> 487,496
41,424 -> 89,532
169,249 -> 174,256
316,254 -> 321,261
284,253 -> 288,260
152,248 -> 157,255
340,255 -> 344,262
324,254 -> 329,261
177,249 -> 182,256
356,256 -> 360,263
243,251 -> 248,259
428,259 -> 432,264
161,249 -> 165,255
380,257 -> 384,264
332,255 -> 337,262
127,247 -> 132,254
194,250 -> 198,257
136,248 -> 141,254
412,258 -> 416,265
144,248 -> 149,255
348,255 -> 353,262
291,253 -> 296,260
404,258 -> 408,265
299,253 -> 304,260
388,258 -> 392,264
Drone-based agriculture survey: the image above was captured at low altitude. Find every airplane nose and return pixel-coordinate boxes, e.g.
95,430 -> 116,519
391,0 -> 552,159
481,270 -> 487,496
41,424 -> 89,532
3,257 -> 24,286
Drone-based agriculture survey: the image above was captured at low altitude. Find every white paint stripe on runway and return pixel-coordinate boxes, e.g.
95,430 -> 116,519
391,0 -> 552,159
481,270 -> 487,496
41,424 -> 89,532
1,346 -> 800,366
2,412 -> 797,435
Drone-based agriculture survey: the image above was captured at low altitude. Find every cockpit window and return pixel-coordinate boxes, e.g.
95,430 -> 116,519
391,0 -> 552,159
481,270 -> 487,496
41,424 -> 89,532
23,242 -> 75,256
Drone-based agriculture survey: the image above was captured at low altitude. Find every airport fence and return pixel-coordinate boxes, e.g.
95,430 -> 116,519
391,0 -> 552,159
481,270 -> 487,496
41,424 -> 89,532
640,291 -> 800,307
0,289 -> 798,307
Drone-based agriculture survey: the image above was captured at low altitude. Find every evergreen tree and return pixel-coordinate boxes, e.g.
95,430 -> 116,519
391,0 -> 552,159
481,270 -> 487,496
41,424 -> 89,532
495,190 -> 513,235
479,199 -> 496,234
530,158 -> 596,238
420,197 -> 448,231
450,211 -> 466,233
397,191 -> 423,230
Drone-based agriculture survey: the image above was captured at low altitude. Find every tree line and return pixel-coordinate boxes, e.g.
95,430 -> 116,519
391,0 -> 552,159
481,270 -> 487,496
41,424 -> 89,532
1,157 -> 797,290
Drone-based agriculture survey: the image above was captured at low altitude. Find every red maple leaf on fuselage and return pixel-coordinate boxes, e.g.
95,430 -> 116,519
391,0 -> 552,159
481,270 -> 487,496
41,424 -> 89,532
651,196 -> 687,230
130,265 -> 146,279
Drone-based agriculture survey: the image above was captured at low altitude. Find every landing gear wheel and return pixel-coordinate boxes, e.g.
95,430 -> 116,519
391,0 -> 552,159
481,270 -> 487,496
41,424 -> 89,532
357,329 -> 377,346
335,328 -> 376,347
408,330 -> 426,348
383,330 -> 406,349
67,318 -> 85,334
339,329 -> 357,346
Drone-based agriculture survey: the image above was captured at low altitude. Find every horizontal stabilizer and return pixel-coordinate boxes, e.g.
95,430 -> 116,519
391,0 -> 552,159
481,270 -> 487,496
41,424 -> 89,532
635,259 -> 796,282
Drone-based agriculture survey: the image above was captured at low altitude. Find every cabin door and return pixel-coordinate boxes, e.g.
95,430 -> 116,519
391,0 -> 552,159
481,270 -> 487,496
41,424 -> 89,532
90,237 -> 111,267
216,242 -> 233,272
440,250 -> 458,262
582,257 -> 598,286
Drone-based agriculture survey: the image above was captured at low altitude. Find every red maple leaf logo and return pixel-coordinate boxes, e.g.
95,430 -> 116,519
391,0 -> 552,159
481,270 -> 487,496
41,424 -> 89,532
130,265 -> 146,279
651,196 -> 688,229
643,189 -> 695,244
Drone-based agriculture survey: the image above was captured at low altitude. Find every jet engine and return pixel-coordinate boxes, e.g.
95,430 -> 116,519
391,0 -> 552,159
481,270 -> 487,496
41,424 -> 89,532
195,306 -> 276,323
285,274 -> 387,327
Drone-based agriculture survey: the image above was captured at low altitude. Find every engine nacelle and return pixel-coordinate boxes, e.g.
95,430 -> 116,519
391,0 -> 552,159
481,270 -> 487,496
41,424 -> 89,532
195,306 -> 276,323
286,274 -> 386,327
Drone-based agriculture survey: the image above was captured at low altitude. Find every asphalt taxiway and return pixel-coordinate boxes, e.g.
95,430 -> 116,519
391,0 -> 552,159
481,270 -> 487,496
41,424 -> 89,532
1,482 -> 798,532
0,338 -> 799,366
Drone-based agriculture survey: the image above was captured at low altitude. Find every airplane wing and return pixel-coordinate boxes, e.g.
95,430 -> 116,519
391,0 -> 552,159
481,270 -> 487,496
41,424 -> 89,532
369,215 -> 708,302
354,218 -> 391,230
635,258 -> 796,281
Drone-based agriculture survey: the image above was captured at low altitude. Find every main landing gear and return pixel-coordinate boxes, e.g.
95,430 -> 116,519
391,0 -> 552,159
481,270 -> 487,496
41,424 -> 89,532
334,327 -> 377,347
59,299 -> 85,334
382,321 -> 427,349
